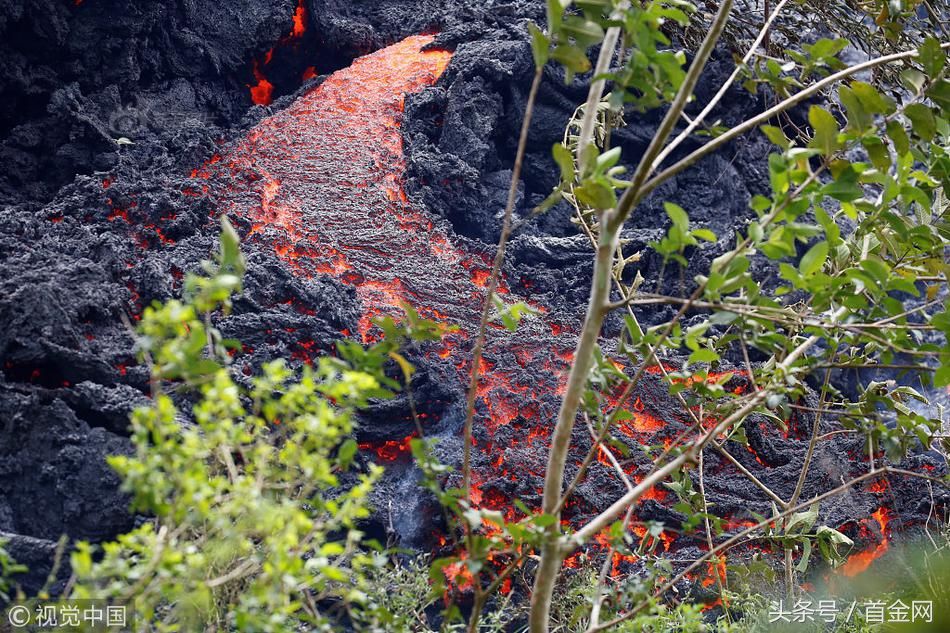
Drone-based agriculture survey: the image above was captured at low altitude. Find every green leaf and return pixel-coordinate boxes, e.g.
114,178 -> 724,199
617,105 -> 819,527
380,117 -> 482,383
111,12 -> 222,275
749,194 -> 771,214
817,524 -> 854,547
561,16 -> 605,48
799,241 -> 828,276
338,439 -> 358,467
936,363 -> 950,388
388,351 -> 415,380
219,216 -> 245,276
859,257 -> 890,284
575,180 -> 617,210
932,311 -> 950,335
851,81 -> 894,115
808,106 -> 841,156
708,311 -> 738,325
821,177 -> 862,202
688,348 -> 719,364
785,504 -> 819,533
595,147 -> 622,172
528,22 -> 550,68
918,36 -> 946,79
664,202 -> 689,231
795,538 -> 812,573
552,143 -> 575,182
760,125 -> 790,150
806,38 -> 848,62
900,68 -> 927,93
552,44 -> 592,75
533,188 -> 565,214
862,137 -> 890,171
905,103 -> 936,140
926,80 -> 950,112
546,0 -> 567,33
886,119 -> 910,156
495,298 -> 538,332
839,85 -> 871,132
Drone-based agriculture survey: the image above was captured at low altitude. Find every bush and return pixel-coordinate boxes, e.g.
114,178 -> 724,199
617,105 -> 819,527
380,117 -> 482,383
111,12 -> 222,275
427,2 -> 950,631
65,220 -> 442,631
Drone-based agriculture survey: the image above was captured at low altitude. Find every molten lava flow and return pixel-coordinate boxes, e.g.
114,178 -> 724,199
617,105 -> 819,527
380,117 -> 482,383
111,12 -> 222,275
221,35 -> 454,341
209,34 -> 587,532
358,434 -> 416,462
209,35 -> 750,560
839,507 -> 890,577
868,479 -> 889,494
221,38 -> 543,411
290,0 -> 307,40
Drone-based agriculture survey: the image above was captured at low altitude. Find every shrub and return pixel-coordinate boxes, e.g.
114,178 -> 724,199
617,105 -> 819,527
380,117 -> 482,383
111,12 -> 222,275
65,219 -> 442,631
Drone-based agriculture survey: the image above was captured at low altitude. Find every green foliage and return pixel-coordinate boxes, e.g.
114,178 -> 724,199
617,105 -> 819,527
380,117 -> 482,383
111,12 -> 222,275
652,201 -> 718,268
520,0 -> 950,629
492,296 -> 540,332
66,219 -> 437,632
0,539 -> 26,603
608,0 -> 693,112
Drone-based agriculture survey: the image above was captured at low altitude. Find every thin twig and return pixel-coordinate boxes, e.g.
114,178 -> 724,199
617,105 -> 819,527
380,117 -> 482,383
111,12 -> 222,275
461,66 -> 543,509
653,0 -> 790,167
461,64 -> 544,633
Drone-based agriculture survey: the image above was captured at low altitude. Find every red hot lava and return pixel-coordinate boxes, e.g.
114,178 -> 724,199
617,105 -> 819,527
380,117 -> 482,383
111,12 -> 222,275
209,35 -> 572,454
247,0 -> 309,105
196,33 -> 901,587
839,507 -> 890,577
249,60 -> 274,106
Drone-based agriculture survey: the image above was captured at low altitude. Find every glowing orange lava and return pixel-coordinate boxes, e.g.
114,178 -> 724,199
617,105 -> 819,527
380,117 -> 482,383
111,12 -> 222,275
200,33 -> 836,586
358,434 -> 415,462
246,0 -> 309,105
249,60 -> 274,106
290,0 -> 307,40
212,35 -> 581,469
839,507 -> 890,577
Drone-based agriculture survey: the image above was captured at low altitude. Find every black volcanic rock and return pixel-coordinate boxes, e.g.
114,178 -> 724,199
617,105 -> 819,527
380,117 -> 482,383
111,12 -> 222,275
0,385 -> 134,543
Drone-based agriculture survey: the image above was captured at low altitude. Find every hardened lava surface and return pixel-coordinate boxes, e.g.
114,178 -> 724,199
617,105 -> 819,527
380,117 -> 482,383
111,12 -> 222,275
0,0 -> 546,593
